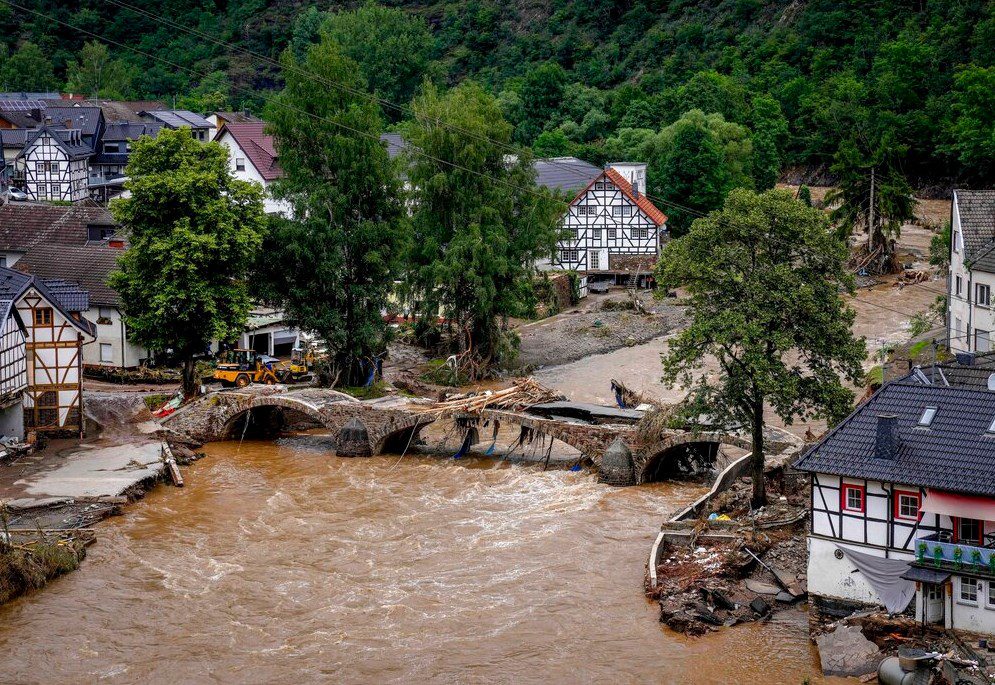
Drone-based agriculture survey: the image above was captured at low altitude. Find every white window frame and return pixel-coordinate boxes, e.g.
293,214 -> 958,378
633,228 -> 649,239
897,493 -> 920,520
608,229 -> 617,239
977,283 -> 991,307
589,251 -> 600,269
956,275 -> 962,296
612,206 -> 622,218
918,406 -> 937,427
99,343 -> 114,363
621,205 -> 632,216
976,329 -> 991,353
235,157 -> 245,172
560,249 -> 579,263
988,581 -> 995,609
960,577 -> 979,605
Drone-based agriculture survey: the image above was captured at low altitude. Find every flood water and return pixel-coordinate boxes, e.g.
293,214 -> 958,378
0,436 -> 830,683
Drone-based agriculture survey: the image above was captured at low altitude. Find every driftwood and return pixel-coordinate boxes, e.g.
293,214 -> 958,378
418,377 -> 564,418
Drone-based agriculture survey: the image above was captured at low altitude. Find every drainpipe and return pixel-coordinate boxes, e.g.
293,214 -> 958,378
968,268 -> 974,351
120,311 -> 125,369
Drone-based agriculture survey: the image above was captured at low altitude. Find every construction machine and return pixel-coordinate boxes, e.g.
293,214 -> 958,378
213,349 -> 280,388
276,346 -> 318,383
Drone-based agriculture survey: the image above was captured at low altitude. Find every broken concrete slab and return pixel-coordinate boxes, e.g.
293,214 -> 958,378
816,625 -> 882,677
745,579 -> 781,595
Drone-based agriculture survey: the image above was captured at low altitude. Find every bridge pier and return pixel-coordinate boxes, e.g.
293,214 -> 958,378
337,418 -> 372,457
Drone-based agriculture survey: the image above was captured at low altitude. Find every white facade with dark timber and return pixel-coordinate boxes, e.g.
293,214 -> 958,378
551,165 -> 667,280
19,128 -> 91,202
0,300 -> 27,440
947,189 -> 995,354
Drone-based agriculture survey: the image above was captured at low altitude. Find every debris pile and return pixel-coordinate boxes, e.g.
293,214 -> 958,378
418,377 -> 564,418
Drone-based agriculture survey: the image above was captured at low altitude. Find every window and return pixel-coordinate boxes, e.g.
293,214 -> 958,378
592,228 -> 602,241
633,228 -> 649,239
88,225 -> 116,241
560,249 -> 579,263
956,231 -> 964,251
988,416 -> 995,434
98,306 -> 114,321
99,343 -> 113,363
612,206 -> 622,217
841,483 -> 865,513
894,491 -> 920,521
589,251 -> 600,269
51,184 -> 60,197
977,329 -> 991,353
608,229 -> 617,239
50,162 -> 59,173
955,517 -> 983,545
0,256 -> 5,268
918,406 -> 937,427
604,183 -> 615,191
104,143 -> 120,153
595,182 -> 605,191
961,578 -> 979,604
33,308 -> 52,326
35,162 -> 44,173
989,582 -> 995,608
621,205 -> 632,216
235,157 -> 245,172
956,275 -> 963,296
977,284 -> 991,307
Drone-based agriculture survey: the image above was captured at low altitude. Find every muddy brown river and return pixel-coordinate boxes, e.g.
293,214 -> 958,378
0,436 -> 832,683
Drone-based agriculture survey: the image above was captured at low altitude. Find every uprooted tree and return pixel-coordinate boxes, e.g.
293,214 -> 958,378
656,188 -> 866,508
110,128 -> 267,397
402,81 -> 561,378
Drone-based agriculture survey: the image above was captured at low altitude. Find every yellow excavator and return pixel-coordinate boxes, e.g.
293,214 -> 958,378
277,346 -> 317,384
213,349 -> 280,388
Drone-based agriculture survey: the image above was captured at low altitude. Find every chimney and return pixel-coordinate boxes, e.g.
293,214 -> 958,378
43,115 -> 52,126
108,237 -> 125,250
874,414 -> 900,460
29,107 -> 42,122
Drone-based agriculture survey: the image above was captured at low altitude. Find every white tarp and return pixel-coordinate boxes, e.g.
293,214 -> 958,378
838,545 -> 916,614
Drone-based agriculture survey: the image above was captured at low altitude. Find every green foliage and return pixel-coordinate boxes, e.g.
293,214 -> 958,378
176,71 -> 231,114
656,189 -> 867,507
0,42 -> 58,92
64,41 -> 135,100
402,81 -> 561,373
798,185 -> 812,207
930,221 -> 952,269
258,37 -> 406,387
321,4 -> 435,116
110,129 -> 266,396
944,66 -> 995,179
515,62 -> 567,144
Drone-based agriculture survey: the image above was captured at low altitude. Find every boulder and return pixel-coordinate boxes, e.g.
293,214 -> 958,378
598,438 -> 635,486
336,417 -> 372,457
815,625 -> 882,677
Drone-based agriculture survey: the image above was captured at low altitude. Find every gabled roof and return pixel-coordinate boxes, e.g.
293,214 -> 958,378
569,168 -> 668,226
0,267 -> 94,337
45,106 -> 103,137
19,127 -> 93,161
141,110 -> 212,129
0,299 -> 26,339
533,157 -> 602,193
101,121 -> 161,142
955,189 -> 995,272
380,133 -> 408,160
97,100 -> 167,122
793,376 -> 995,497
0,128 -> 30,150
216,122 -> 282,181
15,244 -> 123,307
214,111 -> 261,124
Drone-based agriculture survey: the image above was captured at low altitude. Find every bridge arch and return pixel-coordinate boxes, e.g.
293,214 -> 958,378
635,432 -> 752,484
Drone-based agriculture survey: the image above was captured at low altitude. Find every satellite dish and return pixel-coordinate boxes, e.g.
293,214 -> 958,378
987,373 -> 995,391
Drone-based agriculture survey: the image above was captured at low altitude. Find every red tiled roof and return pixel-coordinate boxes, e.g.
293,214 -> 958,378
216,122 -> 282,181
602,168 -> 668,226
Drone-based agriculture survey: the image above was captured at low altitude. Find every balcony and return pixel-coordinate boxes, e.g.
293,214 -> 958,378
915,533 -> 995,577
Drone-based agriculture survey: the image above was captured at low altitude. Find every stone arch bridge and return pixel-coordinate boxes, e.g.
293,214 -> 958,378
161,388 -> 800,484
161,388 -> 436,457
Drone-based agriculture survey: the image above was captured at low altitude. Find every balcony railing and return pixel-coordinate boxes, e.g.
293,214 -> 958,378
916,533 -> 995,575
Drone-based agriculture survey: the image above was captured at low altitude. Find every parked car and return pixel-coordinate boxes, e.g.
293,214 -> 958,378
8,187 -> 28,202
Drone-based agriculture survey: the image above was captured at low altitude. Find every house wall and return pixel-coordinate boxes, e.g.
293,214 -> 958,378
15,288 -> 87,434
552,177 -> 661,273
948,191 -> 995,353
949,575 -> 995,633
216,132 -> 290,216
82,305 -> 147,368
22,133 -> 89,202
0,312 -> 27,399
0,402 -> 23,440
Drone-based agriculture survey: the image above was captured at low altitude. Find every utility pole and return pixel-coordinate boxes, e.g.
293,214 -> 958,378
867,166 -> 875,251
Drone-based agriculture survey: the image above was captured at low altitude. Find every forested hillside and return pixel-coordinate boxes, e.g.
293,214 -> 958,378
3,0 -> 995,193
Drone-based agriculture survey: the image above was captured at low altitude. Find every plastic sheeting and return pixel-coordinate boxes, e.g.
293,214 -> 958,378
838,545 -> 916,614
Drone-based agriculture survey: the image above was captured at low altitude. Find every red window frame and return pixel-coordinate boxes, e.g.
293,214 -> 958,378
952,517 -> 985,545
841,483 -> 866,513
893,489 -> 921,521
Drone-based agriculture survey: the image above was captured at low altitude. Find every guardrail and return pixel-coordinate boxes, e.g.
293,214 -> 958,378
916,533 -> 995,574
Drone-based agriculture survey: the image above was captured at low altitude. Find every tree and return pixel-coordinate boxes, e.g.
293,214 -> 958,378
110,129 -> 267,397
176,71 -> 232,114
826,137 -> 916,267
322,4 -> 435,115
403,81 -> 561,375
515,61 -> 567,144
64,41 -> 134,100
0,42 -> 58,92
749,94 -> 788,190
656,188 -> 866,508
259,37 -> 406,386
944,66 -> 995,178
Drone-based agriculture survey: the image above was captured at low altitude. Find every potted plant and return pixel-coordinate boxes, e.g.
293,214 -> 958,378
917,541 -> 928,563
934,546 -> 944,568
972,549 -> 984,568
954,546 -> 964,569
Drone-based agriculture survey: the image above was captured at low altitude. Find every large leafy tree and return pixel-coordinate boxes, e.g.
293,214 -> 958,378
0,42 -> 58,92
944,65 -> 995,179
657,189 -> 866,508
403,81 -> 561,375
259,36 -> 406,386
64,41 -> 135,100
321,4 -> 435,116
110,129 -> 267,396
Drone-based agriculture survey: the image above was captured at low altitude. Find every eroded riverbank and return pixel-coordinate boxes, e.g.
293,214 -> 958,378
0,435 -> 833,683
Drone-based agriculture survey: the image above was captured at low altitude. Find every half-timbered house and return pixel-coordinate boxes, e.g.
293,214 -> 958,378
0,267 -> 94,436
795,375 -> 995,635
17,127 -> 92,202
549,163 -> 668,286
0,299 -> 28,440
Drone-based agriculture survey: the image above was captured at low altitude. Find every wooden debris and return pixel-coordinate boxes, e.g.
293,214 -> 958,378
161,443 -> 184,487
418,377 -> 564,418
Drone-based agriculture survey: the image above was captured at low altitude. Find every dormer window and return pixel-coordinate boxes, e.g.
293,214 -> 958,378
918,406 -> 937,427
987,416 -> 995,434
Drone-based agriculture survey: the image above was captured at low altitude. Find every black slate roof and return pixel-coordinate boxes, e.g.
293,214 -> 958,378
0,267 -> 95,336
794,377 -> 995,496
45,106 -> 103,138
957,189 -> 995,272
101,121 -> 161,142
533,157 -> 602,193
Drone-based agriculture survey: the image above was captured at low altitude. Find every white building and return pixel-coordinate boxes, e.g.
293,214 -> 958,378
18,127 -> 92,202
548,163 -> 668,286
948,189 -> 995,353
795,373 -> 995,635
213,122 -> 290,216
0,299 -> 28,440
